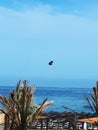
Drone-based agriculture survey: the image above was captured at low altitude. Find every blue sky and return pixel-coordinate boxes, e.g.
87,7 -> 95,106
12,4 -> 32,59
0,0 -> 98,85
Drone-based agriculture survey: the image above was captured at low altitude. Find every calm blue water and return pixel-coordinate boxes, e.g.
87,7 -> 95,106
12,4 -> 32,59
34,87 -> 92,113
0,79 -> 96,113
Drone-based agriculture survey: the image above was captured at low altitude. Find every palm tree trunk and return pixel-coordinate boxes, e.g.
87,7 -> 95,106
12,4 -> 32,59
20,124 -> 27,130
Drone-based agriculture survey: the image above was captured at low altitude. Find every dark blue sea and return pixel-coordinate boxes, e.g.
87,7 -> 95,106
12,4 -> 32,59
0,79 -> 96,113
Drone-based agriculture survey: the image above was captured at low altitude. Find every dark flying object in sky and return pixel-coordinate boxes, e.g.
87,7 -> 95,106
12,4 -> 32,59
48,60 -> 53,65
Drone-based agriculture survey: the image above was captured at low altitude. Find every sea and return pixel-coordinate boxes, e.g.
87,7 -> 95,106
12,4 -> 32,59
0,79 -> 97,113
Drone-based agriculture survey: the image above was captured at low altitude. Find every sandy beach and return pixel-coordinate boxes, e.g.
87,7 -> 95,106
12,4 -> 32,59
0,114 -> 4,130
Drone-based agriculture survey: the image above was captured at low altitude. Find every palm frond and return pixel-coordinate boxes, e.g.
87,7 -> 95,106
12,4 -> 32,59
84,94 -> 94,112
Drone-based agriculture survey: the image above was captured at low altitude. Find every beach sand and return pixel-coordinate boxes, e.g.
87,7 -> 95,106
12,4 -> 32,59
0,114 -> 4,130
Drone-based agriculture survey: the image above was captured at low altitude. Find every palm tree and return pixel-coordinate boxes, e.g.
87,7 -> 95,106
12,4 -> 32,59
0,80 -> 53,130
84,81 -> 98,127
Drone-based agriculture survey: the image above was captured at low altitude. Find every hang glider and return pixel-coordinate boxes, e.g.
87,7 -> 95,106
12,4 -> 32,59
48,60 -> 53,65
